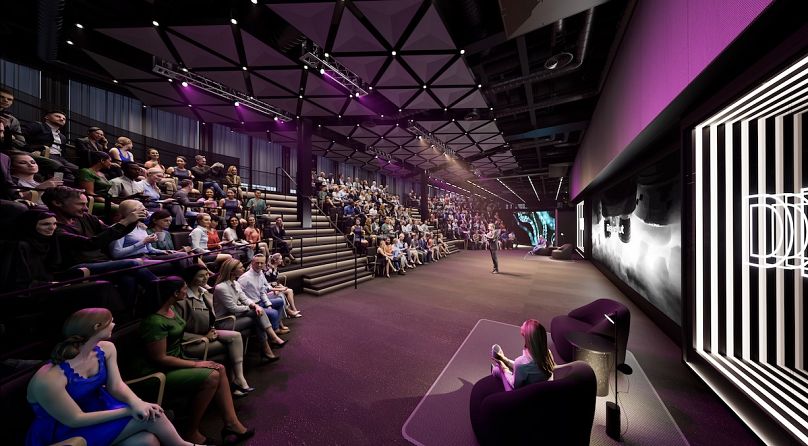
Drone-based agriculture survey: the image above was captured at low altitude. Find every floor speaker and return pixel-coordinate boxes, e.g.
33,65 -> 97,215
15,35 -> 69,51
606,401 -> 621,441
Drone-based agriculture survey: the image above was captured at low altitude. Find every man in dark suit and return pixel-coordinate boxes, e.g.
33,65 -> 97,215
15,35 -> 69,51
73,126 -> 108,167
268,216 -> 295,260
21,110 -> 78,182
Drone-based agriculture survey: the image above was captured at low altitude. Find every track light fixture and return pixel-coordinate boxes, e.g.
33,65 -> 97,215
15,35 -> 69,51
300,40 -> 371,97
407,121 -> 456,158
153,59 -> 293,122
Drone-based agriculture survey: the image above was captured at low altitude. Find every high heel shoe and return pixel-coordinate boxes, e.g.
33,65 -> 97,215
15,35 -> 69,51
270,339 -> 288,348
260,352 -> 280,363
232,383 -> 256,393
221,426 -> 255,445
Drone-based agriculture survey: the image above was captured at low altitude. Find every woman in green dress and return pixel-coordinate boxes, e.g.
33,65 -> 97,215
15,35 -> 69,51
77,151 -> 116,214
138,277 -> 254,445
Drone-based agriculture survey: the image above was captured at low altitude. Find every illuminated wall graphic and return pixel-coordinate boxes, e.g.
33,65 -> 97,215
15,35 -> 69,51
576,201 -> 585,253
591,153 -> 681,324
748,190 -> 808,272
692,53 -> 808,443
516,211 -> 555,246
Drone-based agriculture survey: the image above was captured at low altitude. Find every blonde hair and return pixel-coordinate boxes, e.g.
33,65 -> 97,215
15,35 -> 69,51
115,136 -> 133,148
51,308 -> 112,363
216,258 -> 243,284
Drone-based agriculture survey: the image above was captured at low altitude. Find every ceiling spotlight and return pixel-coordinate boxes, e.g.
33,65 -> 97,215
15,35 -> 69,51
489,107 -> 493,111
66,40 -> 74,45
422,85 -> 427,89
181,67 -> 189,72
380,114 -> 384,118
324,52 -> 330,58
230,18 -> 238,25
338,114 -> 342,118
273,116 -> 279,121
187,104 -> 192,107
398,108 -> 402,112
242,66 -> 248,71
296,115 -> 300,119
234,101 -> 240,107
75,23 -> 83,29
444,107 -> 448,111
112,79 -> 118,84
349,93 -> 353,98
299,95 -> 303,99
152,20 -> 160,27
460,49 -> 465,55
181,81 -> 188,87
369,86 -> 373,90
251,0 -> 258,4
319,68 -> 325,75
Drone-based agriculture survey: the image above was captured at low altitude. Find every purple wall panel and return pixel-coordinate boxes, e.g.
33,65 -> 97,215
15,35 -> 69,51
571,0 -> 772,197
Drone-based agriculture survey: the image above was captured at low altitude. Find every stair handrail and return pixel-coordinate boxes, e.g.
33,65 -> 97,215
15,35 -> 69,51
276,168 -> 360,289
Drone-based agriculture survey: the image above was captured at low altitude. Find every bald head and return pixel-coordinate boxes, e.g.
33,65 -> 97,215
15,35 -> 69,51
119,199 -> 145,218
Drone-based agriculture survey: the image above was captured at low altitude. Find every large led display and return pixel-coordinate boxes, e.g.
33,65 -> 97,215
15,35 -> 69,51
691,53 -> 808,443
591,154 -> 682,324
516,211 -> 555,246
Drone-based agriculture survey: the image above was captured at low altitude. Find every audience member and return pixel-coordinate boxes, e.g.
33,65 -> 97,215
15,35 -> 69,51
166,156 -> 193,182
219,188 -> 242,221
76,151 -> 115,214
212,259 -> 285,360
243,215 -> 269,257
9,150 -> 63,203
268,217 -> 294,262
237,255 -> 290,335
109,136 -> 135,164
42,186 -> 159,307
490,319 -> 555,391
172,179 -> 204,229
108,162 -> 145,199
138,277 -> 255,444
177,264 -> 254,398
0,86 -> 26,149
245,190 -> 267,220
224,165 -> 241,192
191,155 -> 225,198
73,126 -> 109,167
7,209 -> 71,288
21,110 -> 78,182
188,213 -> 232,265
26,308 -> 194,446
265,253 -> 301,317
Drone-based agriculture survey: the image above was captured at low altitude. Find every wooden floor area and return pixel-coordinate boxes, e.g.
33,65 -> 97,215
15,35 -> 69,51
217,247 -> 759,445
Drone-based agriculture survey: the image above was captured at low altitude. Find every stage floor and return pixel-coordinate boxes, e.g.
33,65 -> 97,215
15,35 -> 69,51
210,248 -> 758,445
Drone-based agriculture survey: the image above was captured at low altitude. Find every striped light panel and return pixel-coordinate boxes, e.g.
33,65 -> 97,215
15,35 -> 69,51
693,52 -> 808,443
576,201 -> 585,254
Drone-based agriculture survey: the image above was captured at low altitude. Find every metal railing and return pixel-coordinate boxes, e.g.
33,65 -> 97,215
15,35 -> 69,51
276,168 -> 359,289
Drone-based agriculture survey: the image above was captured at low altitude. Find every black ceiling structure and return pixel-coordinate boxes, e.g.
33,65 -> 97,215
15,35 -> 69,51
1,0 -> 632,206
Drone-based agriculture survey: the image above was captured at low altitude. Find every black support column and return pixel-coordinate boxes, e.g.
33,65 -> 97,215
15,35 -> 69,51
296,119 -> 313,228
419,172 -> 429,221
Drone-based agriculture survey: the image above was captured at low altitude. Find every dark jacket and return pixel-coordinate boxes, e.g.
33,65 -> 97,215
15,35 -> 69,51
54,214 -> 134,267
21,121 -> 66,153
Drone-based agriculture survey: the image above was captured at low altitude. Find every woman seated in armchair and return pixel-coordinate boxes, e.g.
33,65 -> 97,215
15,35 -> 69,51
137,278 -> 254,445
490,319 -> 555,391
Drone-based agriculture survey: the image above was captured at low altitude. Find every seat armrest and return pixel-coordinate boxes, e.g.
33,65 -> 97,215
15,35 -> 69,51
181,336 -> 210,360
49,437 -> 87,446
125,372 -> 166,406
214,315 -> 236,330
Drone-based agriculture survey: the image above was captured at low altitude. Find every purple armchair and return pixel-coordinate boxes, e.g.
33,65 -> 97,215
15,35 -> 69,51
469,361 -> 597,446
550,298 -> 630,365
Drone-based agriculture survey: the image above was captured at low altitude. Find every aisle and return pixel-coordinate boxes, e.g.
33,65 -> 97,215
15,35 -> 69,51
210,248 -> 755,446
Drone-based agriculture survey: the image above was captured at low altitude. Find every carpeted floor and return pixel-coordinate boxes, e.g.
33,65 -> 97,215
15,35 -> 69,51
207,248 -> 760,445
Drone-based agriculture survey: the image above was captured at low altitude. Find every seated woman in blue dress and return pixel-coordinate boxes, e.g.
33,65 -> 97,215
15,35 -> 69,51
490,319 -> 556,391
25,307 -> 194,446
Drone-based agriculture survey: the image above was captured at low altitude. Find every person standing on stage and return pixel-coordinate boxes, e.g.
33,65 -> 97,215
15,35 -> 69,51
486,223 -> 499,274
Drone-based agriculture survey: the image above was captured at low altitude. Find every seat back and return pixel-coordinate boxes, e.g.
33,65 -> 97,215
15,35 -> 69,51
470,361 -> 597,446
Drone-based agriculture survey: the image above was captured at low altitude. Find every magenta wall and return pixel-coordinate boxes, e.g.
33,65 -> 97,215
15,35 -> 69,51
570,0 -> 773,198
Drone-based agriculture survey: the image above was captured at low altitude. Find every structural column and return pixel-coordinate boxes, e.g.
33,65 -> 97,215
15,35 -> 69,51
296,119 -> 313,228
419,172 -> 429,221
